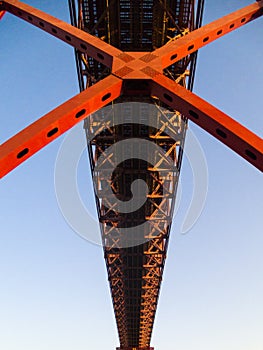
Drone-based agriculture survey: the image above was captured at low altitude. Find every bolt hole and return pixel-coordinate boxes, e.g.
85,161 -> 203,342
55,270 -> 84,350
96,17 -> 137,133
217,29 -> 223,35
241,18 -> 246,23
216,128 -> 227,139
163,93 -> 173,103
28,16 -> 33,21
18,11 -> 22,16
188,44 -> 194,51
80,43 -> 87,50
189,110 -> 199,119
39,22 -> 44,27
17,148 -> 29,159
203,36 -> 209,43
52,28 -> 57,34
245,149 -> 257,160
65,35 -> 71,41
75,109 -> 86,119
170,54 -> 178,60
102,93 -> 111,101
230,23 -> 235,29
47,127 -> 59,138
97,52 -> 104,60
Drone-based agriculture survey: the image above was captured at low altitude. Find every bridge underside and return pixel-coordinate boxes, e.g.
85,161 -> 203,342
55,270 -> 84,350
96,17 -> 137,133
0,2 -> 262,348
69,0 -> 204,348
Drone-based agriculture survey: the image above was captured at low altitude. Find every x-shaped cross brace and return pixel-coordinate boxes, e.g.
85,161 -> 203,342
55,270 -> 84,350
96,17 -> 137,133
0,0 -> 263,178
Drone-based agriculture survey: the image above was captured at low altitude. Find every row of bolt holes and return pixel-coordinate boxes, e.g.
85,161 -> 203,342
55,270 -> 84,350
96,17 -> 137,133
14,11 -> 256,162
18,91 -> 257,162
170,18 -> 247,61
169,16 -> 257,161
15,11 -> 108,158
16,93 -> 111,160
163,94 -> 257,161
14,11 -> 107,160
16,11 -> 105,61
17,11 -> 258,63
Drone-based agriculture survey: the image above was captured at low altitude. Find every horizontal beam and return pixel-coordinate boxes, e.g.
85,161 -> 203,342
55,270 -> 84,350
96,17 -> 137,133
0,75 -> 123,178
154,0 -> 263,69
1,0 -> 123,68
150,75 -> 263,172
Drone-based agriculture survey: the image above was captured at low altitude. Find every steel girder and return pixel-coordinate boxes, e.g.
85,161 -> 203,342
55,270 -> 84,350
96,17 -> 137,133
85,100 -> 182,347
74,1 -> 200,347
0,1 -> 263,349
0,0 -> 263,177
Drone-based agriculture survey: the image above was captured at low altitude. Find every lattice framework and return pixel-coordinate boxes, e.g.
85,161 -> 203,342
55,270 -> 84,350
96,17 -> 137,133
0,1 -> 263,349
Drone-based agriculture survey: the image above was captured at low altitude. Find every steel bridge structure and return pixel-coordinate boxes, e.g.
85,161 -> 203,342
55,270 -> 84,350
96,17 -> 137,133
68,1 -> 204,348
0,1 -> 263,350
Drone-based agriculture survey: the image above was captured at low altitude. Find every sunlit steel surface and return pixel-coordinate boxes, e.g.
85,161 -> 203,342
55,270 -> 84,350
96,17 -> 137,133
1,0 -> 262,178
69,1 -> 204,348
0,1 -> 262,348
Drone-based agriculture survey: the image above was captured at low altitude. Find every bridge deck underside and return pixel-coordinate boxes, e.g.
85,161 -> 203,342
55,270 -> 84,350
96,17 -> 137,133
69,0 -> 204,348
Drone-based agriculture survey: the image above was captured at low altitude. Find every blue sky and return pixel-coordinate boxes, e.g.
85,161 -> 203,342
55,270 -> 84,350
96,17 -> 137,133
0,1 -> 262,349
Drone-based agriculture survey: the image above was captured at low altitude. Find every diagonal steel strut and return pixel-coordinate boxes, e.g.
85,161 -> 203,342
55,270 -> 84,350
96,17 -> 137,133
150,75 -> 263,171
0,75 -> 123,177
0,0 -> 263,178
0,0 -> 122,67
154,0 -> 263,68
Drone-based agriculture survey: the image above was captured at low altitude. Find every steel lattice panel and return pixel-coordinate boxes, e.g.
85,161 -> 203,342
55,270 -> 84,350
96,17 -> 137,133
68,0 -> 204,348
84,101 -> 182,347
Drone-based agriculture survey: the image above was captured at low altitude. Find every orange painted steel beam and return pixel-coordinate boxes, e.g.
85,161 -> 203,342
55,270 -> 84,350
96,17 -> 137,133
1,0 -> 122,68
154,0 -> 263,69
2,0 -> 262,72
1,0 -> 263,178
0,75 -> 123,178
150,75 -> 263,171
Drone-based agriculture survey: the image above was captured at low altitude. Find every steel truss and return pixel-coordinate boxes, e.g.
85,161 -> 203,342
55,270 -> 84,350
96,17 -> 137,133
75,2 -> 201,347
85,100 -> 183,347
0,1 -> 263,349
0,0 -> 262,178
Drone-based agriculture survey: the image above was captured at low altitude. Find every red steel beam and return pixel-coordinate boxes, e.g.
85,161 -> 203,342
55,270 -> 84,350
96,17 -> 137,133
150,75 -> 263,171
1,0 -> 123,68
154,0 -> 263,69
0,75 -> 123,178
0,0 -> 262,177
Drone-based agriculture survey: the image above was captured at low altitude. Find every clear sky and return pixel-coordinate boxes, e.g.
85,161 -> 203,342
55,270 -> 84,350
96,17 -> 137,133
0,1 -> 262,350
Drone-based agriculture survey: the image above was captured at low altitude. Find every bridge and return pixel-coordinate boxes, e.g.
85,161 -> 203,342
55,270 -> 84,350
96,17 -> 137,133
0,1 -> 262,349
